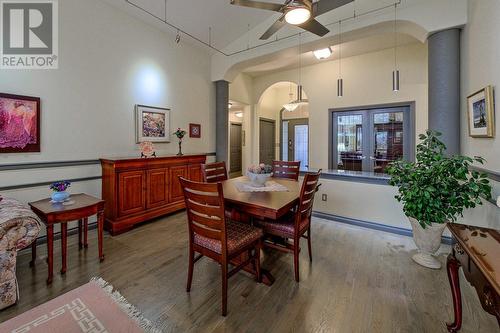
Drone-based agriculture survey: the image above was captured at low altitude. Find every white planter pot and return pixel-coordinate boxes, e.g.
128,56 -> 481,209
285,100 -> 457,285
408,217 -> 447,269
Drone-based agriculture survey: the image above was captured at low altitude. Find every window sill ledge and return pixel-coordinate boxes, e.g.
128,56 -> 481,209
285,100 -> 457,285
300,168 -> 391,185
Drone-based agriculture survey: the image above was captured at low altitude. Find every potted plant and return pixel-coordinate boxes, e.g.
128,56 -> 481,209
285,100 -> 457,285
247,163 -> 273,187
173,128 -> 187,156
387,130 -> 491,269
50,181 -> 71,203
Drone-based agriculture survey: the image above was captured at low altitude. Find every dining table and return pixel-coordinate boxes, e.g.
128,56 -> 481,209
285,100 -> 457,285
221,176 -> 302,286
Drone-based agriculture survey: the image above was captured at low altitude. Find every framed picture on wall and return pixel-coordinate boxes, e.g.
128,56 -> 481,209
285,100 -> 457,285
189,123 -> 201,138
467,86 -> 495,138
0,93 -> 41,153
135,105 -> 171,143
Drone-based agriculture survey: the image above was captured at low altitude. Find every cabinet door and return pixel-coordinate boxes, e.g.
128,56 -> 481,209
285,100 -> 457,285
118,171 -> 146,216
188,164 -> 202,182
169,165 -> 188,203
146,168 -> 169,209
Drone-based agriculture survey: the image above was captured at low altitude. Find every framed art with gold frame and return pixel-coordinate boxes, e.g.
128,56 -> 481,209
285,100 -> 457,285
467,85 -> 495,138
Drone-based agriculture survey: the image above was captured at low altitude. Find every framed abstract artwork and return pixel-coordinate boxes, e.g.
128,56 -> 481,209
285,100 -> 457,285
189,123 -> 201,138
467,86 -> 495,138
135,105 -> 170,143
0,93 -> 40,153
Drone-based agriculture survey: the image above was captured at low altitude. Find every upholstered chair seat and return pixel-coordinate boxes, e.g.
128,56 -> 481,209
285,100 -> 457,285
256,213 -> 309,237
194,220 -> 263,255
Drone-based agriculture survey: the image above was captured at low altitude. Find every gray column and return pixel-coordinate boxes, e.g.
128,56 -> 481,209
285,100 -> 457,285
428,28 -> 461,155
215,80 -> 229,163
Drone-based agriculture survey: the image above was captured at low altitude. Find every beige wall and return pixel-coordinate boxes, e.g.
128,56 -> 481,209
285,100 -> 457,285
461,0 -> 500,172
0,0 -> 214,235
459,0 -> 500,229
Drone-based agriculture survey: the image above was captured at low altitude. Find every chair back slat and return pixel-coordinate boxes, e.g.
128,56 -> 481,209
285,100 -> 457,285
296,170 -> 322,226
202,162 -> 228,183
191,222 -> 223,240
190,211 -> 224,231
187,198 -> 225,217
179,178 -> 227,253
273,161 -> 301,180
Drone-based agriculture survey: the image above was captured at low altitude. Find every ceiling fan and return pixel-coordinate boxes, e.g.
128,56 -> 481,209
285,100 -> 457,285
230,0 -> 354,40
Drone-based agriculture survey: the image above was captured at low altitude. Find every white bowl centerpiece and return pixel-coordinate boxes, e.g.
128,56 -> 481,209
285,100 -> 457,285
247,163 -> 273,187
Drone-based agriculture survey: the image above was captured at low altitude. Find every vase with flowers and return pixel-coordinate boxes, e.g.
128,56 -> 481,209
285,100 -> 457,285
50,181 -> 71,203
247,163 -> 273,187
173,128 -> 187,156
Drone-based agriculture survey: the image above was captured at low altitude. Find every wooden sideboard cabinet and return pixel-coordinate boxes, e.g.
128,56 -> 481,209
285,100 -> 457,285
100,154 -> 206,235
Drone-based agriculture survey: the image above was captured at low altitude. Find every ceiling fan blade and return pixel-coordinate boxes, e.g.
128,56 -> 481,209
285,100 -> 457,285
260,16 -> 286,40
312,0 -> 354,17
230,0 -> 284,12
298,19 -> 330,37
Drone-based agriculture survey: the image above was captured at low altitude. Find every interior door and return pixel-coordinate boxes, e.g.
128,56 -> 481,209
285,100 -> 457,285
259,118 -> 275,165
230,123 -> 242,175
282,118 -> 309,168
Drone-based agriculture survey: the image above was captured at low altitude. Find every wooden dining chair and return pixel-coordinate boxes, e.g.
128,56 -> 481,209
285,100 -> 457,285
201,161 -> 228,183
256,170 -> 322,282
179,177 -> 263,316
272,160 -> 301,180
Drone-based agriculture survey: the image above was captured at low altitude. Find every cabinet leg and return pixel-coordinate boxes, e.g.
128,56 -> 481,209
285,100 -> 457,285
30,238 -> 37,267
446,254 -> 462,333
46,225 -> 54,284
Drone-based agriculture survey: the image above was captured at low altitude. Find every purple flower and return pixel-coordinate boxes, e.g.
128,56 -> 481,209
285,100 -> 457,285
50,180 -> 71,192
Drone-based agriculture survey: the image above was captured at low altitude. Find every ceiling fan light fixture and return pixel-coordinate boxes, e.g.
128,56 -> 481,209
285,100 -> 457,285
313,47 -> 332,60
285,6 -> 311,25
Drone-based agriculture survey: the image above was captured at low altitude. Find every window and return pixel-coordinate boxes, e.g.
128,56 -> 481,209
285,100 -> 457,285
294,124 -> 309,168
331,105 -> 413,174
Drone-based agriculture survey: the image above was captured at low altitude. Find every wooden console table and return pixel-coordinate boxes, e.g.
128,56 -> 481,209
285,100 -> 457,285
446,223 -> 500,332
29,194 -> 105,284
101,154 -> 206,235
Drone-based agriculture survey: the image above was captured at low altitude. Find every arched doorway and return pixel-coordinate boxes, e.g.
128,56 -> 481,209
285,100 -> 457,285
257,82 -> 309,168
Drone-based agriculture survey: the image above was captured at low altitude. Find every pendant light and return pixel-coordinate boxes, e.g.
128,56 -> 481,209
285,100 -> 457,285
337,21 -> 343,97
297,32 -> 305,104
283,83 -> 299,112
392,4 -> 400,92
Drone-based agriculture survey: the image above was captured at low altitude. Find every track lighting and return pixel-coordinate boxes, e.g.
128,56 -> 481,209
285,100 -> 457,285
175,30 -> 181,44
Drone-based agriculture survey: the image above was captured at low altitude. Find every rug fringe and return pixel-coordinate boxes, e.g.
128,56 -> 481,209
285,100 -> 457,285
90,277 -> 161,333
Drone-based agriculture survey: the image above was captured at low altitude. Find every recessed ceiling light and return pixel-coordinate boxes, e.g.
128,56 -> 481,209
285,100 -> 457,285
313,47 -> 332,60
235,112 -> 243,118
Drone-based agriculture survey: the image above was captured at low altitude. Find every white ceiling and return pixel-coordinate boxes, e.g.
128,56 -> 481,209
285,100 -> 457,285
104,0 -> 282,49
103,0 -> 399,50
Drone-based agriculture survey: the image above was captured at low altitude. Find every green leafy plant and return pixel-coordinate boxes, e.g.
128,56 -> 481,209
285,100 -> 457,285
387,130 -> 491,229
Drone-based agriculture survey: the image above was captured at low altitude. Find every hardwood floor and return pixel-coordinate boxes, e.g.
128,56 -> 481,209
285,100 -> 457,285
1,213 -> 498,332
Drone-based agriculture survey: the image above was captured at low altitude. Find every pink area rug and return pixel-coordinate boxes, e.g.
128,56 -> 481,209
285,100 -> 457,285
0,278 -> 159,333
